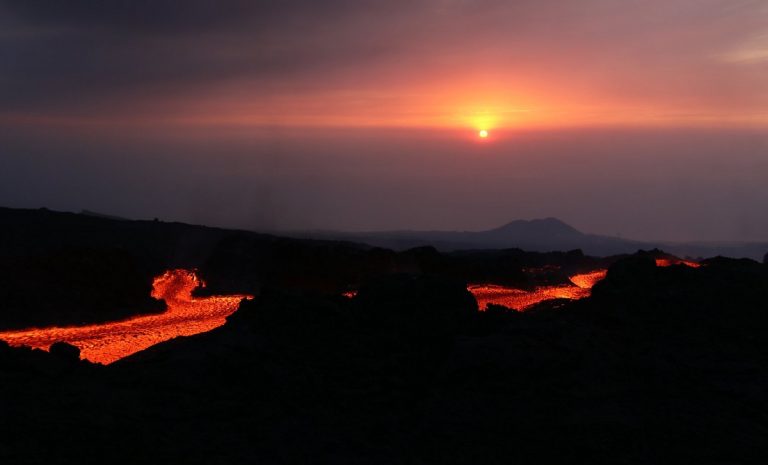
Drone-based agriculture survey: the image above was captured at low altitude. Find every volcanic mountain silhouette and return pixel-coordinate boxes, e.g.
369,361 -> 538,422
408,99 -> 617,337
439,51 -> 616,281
291,218 -> 638,255
481,217 -> 589,243
294,218 -> 768,259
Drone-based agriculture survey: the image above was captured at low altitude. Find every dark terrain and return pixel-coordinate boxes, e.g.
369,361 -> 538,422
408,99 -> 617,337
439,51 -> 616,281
0,207 -> 608,329
1,207 -> 767,464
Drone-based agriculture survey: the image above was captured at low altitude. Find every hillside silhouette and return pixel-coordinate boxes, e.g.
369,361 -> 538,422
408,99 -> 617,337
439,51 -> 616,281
0,207 -> 608,328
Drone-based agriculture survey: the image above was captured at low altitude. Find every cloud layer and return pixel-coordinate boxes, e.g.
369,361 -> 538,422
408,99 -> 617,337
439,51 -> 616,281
2,1 -> 767,241
1,0 -> 766,126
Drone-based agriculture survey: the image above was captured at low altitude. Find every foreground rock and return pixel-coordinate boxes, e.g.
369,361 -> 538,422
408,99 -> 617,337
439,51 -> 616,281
1,251 -> 767,464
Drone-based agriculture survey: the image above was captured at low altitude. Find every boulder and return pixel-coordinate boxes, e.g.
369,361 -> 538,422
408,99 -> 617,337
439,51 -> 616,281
49,342 -> 81,362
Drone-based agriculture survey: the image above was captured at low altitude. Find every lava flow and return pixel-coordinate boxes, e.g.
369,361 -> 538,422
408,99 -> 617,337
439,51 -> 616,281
470,257 -> 703,311
469,269 -> 609,311
0,270 -> 250,365
655,257 -> 701,268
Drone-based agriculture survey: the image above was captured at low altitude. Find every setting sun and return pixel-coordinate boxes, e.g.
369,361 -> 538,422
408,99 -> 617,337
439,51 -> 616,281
478,129 -> 489,138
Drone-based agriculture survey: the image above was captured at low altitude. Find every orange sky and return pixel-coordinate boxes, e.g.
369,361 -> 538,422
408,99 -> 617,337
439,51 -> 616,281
2,1 -> 768,241
1,0 -> 767,131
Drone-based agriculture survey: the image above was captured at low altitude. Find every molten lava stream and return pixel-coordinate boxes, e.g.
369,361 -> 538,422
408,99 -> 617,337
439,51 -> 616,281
469,269 -> 608,311
470,257 -> 701,311
655,258 -> 701,268
0,270 -> 250,365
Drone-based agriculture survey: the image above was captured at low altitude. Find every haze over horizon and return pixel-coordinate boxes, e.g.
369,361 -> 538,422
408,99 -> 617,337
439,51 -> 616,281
2,1 -> 767,242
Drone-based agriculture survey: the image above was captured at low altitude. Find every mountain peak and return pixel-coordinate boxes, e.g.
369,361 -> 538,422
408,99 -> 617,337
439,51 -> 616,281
490,218 -> 582,236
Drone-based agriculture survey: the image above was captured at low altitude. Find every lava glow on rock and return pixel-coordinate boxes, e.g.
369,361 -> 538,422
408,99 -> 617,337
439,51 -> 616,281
0,270 -> 250,365
1,259 -> 703,363
469,269 -> 608,311
655,257 -> 701,268
470,258 -> 702,311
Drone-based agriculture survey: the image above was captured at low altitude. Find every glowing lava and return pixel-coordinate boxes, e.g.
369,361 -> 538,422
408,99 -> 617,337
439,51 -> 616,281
655,257 -> 701,268
469,258 -> 702,311
568,269 -> 609,288
0,270 -> 250,365
469,269 -> 608,311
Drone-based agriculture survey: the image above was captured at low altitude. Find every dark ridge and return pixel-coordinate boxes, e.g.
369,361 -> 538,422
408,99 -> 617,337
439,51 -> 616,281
2,251 -> 767,463
79,209 -> 131,221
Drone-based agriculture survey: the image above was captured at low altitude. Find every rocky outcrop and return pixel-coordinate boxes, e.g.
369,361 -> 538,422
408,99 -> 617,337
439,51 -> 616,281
0,248 -> 166,330
49,341 -> 81,362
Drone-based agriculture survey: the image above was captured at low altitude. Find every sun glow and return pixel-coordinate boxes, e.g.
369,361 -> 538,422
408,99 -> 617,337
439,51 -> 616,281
478,129 -> 489,138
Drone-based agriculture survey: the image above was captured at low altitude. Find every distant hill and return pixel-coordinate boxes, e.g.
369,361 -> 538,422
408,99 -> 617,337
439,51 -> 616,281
288,218 -> 768,260
79,209 -> 131,221
5,206 -> 765,260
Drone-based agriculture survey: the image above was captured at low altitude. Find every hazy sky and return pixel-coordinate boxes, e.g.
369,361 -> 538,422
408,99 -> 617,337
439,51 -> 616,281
1,1 -> 767,241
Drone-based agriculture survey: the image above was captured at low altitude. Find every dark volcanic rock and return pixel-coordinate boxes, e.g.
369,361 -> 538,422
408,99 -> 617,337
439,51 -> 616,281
353,274 -> 477,341
197,233 -> 611,297
2,252 -> 768,464
49,342 -> 81,361
0,247 -> 166,330
194,233 -> 386,295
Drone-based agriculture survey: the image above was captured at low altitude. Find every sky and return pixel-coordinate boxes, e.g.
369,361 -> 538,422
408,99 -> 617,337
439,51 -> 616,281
1,0 -> 767,241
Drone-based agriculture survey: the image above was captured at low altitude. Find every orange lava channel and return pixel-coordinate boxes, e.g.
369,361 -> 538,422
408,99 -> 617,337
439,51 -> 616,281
469,269 -> 608,311
655,258 -> 701,268
0,270 -> 250,365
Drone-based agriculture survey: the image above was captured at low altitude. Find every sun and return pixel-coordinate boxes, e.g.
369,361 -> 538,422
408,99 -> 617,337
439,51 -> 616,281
478,129 -> 489,138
